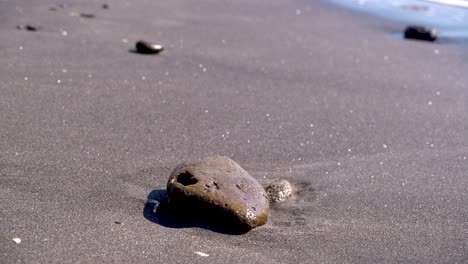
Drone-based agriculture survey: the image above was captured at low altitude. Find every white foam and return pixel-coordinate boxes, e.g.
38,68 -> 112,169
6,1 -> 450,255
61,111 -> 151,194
424,0 -> 468,8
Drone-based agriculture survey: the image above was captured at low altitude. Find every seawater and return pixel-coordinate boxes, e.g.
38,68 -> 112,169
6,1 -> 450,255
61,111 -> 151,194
329,0 -> 468,39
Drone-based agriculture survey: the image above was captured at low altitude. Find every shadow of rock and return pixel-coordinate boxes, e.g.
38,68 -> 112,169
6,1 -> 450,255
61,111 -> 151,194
143,189 -> 249,235
128,49 -> 164,55
128,49 -> 142,55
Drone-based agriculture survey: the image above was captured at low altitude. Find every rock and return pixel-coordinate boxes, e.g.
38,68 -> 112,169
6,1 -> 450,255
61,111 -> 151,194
80,13 -> 96,19
102,4 -> 109,9
404,26 -> 438,41
17,24 -> 41,31
265,179 -> 293,203
25,25 -> 39,31
167,156 -> 269,232
135,41 -> 164,54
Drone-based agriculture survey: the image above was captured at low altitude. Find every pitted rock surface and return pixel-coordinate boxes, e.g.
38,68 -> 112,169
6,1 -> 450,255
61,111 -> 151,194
167,156 -> 269,231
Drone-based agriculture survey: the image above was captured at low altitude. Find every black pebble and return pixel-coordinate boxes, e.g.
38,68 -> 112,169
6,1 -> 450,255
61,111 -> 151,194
17,24 -> 40,31
135,41 -> 164,54
404,26 -> 438,42
25,25 -> 38,31
102,4 -> 109,9
114,221 -> 122,225
80,13 -> 96,19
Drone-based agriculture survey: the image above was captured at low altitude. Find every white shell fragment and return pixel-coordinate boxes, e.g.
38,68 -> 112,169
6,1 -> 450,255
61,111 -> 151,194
265,179 -> 293,203
194,251 -> 209,257
12,238 -> 21,244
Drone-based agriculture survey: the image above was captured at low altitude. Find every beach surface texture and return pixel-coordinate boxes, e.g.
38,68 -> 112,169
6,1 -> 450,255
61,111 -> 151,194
1,0 -> 467,263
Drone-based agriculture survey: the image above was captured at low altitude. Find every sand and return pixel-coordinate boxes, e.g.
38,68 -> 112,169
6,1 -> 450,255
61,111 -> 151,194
0,0 -> 467,263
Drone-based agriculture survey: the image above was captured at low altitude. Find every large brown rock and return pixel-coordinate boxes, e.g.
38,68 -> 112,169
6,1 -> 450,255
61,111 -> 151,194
167,156 -> 269,232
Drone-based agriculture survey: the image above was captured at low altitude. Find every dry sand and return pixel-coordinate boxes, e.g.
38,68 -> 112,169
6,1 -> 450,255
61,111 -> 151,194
1,0 -> 467,263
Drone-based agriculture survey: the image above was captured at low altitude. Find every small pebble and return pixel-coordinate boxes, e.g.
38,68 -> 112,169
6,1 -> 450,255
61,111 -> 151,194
17,24 -> 40,31
80,13 -> 95,19
265,179 -> 293,203
25,25 -> 38,31
114,221 -> 122,225
135,40 -> 164,54
102,4 -> 109,9
404,26 -> 438,42
195,252 -> 209,257
12,238 -> 21,244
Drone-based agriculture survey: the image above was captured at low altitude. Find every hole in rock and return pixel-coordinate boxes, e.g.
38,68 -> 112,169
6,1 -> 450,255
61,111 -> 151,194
177,172 -> 198,186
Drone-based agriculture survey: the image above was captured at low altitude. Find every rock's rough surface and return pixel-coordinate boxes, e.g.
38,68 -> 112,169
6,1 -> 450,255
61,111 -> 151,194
167,156 -> 269,231
265,179 -> 293,203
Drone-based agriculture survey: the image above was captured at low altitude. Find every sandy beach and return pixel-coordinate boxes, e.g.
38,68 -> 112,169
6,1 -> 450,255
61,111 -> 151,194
1,0 -> 467,263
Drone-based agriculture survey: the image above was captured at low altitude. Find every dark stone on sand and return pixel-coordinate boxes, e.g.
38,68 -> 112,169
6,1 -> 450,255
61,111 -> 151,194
80,13 -> 96,19
17,24 -> 40,31
265,179 -> 293,203
404,26 -> 438,41
167,156 -> 269,231
102,4 -> 109,9
25,25 -> 39,31
135,41 -> 164,54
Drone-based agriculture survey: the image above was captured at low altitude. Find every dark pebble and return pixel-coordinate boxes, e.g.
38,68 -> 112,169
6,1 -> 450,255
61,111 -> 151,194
114,221 -> 122,225
102,4 -> 109,9
80,13 -> 95,19
17,24 -> 40,31
167,156 -> 270,232
25,25 -> 38,31
404,26 -> 438,42
135,41 -> 164,54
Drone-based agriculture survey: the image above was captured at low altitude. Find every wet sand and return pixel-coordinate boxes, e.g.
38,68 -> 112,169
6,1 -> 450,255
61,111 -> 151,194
1,0 -> 467,263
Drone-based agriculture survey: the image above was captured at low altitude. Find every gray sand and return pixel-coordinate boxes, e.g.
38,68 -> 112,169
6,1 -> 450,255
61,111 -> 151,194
1,0 -> 467,263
